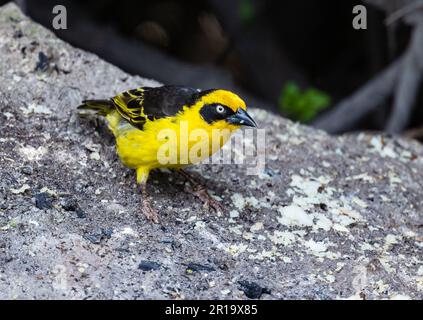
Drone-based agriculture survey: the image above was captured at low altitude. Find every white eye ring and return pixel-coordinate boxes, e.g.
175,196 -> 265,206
216,105 -> 225,113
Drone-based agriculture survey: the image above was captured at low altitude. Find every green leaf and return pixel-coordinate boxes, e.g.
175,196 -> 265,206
239,0 -> 255,26
279,82 -> 331,123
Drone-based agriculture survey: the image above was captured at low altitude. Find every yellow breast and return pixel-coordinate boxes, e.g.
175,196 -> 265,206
106,106 -> 240,170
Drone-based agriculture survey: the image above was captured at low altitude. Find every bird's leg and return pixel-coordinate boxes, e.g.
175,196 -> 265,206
138,183 -> 160,224
178,169 -> 224,213
136,167 -> 160,223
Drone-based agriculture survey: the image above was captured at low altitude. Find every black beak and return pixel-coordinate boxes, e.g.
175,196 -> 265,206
226,108 -> 258,128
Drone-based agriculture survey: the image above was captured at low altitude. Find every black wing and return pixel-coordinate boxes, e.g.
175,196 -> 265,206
111,85 -> 203,129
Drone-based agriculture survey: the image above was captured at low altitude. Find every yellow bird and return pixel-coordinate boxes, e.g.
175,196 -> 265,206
78,85 -> 257,223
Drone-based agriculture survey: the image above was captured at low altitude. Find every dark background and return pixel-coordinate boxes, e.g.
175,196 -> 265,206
5,0 -> 423,139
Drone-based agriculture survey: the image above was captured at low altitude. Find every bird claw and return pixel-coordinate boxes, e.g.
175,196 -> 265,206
192,186 -> 225,213
141,198 -> 160,224
179,169 -> 225,214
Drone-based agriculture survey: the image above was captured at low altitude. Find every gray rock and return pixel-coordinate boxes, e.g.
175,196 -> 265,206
138,260 -> 162,272
0,3 -> 422,300
34,192 -> 52,210
238,280 -> 271,299
60,196 -> 79,212
20,165 -> 33,175
185,263 -> 216,273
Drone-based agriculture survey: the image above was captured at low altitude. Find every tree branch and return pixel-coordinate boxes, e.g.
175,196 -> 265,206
385,21 -> 423,132
385,0 -> 423,25
312,56 -> 403,133
26,0 -> 272,110
314,0 -> 423,133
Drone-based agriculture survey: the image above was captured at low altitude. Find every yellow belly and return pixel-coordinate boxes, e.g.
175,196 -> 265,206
106,111 -> 236,171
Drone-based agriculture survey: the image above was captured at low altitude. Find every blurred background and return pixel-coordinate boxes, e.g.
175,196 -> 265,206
4,0 -> 423,139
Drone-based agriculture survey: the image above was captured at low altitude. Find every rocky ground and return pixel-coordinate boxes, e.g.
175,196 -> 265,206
0,3 -> 422,299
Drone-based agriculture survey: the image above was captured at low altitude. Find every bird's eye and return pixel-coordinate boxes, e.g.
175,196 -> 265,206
216,105 -> 225,113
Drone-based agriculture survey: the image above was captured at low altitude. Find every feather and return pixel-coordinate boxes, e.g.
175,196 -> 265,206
77,99 -> 114,116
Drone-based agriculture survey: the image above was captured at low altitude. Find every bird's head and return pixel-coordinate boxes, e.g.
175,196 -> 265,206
195,89 -> 257,130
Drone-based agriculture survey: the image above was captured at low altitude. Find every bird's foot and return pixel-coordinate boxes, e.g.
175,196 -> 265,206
141,197 -> 160,224
190,185 -> 225,213
178,169 -> 225,214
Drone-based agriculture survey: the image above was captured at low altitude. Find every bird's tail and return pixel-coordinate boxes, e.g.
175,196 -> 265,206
77,99 -> 115,116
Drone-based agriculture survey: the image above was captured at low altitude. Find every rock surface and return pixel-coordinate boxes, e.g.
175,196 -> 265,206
0,3 -> 422,299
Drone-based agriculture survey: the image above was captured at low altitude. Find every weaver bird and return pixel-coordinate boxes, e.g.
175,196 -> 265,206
78,85 -> 257,223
